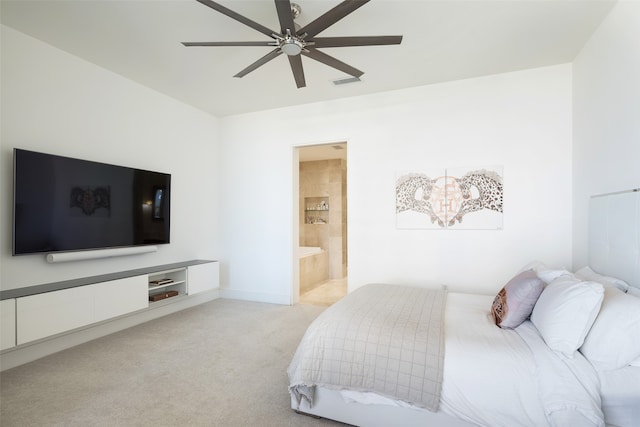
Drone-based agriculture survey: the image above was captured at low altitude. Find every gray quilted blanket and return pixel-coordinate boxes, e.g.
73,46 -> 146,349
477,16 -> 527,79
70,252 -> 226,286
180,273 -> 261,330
288,283 -> 446,411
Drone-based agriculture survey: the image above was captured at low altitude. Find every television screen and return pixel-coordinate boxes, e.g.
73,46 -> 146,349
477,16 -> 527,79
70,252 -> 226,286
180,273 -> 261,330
13,149 -> 171,255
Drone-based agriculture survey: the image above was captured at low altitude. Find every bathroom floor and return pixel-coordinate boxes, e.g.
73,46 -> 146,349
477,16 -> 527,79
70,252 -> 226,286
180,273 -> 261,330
300,277 -> 347,306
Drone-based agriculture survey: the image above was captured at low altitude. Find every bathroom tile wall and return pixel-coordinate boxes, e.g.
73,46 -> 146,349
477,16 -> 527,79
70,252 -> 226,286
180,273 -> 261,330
300,159 -> 347,279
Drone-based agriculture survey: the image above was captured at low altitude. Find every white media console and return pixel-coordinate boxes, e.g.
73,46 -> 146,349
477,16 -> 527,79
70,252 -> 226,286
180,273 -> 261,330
0,260 -> 218,369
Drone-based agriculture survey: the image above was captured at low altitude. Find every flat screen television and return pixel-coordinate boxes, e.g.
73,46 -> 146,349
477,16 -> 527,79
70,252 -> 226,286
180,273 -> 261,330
13,148 -> 171,256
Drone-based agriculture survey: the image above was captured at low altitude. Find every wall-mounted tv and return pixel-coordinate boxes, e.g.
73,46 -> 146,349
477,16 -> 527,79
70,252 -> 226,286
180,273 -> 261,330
13,149 -> 171,256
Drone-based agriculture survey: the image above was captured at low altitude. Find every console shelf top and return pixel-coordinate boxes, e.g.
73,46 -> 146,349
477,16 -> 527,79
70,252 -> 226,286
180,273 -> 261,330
0,260 -> 216,301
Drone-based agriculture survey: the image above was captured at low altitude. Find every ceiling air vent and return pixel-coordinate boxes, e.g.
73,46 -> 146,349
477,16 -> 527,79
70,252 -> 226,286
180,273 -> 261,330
332,76 -> 362,86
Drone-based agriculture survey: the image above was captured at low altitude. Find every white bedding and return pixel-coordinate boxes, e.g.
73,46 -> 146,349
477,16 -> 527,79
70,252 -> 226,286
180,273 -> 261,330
290,289 -> 606,427
598,366 -> 640,427
289,284 -> 446,411
441,293 -> 603,427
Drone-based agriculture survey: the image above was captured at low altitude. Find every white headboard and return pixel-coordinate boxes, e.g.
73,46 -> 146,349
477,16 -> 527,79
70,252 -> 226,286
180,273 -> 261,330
589,189 -> 640,290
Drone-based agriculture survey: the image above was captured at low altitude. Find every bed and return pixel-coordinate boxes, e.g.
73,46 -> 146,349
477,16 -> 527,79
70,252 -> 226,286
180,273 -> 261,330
288,189 -> 640,427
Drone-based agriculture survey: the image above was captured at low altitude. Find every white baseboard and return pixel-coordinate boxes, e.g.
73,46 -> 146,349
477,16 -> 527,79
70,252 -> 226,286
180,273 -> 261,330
0,290 -> 218,372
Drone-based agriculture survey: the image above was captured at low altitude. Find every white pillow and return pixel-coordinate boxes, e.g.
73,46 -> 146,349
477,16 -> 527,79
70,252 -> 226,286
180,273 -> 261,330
530,275 -> 604,357
519,260 -> 571,284
574,266 -> 630,293
580,286 -> 640,370
627,287 -> 640,297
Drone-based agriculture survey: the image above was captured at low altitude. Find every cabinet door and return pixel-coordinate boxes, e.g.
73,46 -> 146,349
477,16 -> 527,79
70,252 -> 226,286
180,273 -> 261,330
17,286 -> 94,345
1,299 -> 16,350
93,276 -> 148,322
188,262 -> 219,295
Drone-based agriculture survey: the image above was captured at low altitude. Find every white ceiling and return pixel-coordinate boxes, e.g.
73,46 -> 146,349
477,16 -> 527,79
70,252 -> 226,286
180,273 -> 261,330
1,0 -> 615,118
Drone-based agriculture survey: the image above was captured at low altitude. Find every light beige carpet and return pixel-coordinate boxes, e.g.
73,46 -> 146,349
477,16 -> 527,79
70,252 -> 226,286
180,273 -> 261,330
0,299 -> 343,426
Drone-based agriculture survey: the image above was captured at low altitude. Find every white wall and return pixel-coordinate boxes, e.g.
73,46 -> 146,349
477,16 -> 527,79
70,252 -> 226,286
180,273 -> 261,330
2,24 -> 587,302
1,26 -> 220,291
572,2 -> 640,269
220,64 -> 574,301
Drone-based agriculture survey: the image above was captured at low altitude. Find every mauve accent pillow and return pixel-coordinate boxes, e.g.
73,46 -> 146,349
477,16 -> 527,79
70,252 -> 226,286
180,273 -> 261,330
491,269 -> 545,329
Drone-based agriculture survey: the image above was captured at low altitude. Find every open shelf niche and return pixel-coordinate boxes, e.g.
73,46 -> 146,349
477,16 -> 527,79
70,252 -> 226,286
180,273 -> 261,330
148,268 -> 187,302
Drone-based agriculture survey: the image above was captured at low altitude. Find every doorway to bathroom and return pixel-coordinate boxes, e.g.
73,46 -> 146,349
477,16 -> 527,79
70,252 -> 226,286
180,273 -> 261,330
296,143 -> 348,306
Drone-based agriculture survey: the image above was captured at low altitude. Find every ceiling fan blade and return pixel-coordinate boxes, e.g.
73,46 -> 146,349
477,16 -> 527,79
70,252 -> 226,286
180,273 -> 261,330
287,55 -> 306,88
182,41 -> 276,47
234,48 -> 282,78
196,0 -> 277,39
302,48 -> 363,78
275,0 -> 296,35
298,0 -> 370,39
312,35 -> 403,48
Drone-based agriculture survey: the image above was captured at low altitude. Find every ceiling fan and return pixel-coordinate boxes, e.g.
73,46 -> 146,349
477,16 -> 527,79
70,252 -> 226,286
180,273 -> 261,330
182,0 -> 403,88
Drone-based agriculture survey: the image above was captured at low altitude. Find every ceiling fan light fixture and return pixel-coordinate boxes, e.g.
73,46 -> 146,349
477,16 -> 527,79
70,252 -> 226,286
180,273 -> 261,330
281,38 -> 304,56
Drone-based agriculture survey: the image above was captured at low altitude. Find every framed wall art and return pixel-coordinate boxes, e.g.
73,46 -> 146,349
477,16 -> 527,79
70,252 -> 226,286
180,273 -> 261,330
396,166 -> 503,230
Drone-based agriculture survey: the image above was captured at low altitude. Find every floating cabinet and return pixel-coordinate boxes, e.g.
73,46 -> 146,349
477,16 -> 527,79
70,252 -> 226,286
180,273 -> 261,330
17,286 -> 94,345
188,262 -> 220,295
17,276 -> 148,345
94,276 -> 148,322
1,299 -> 16,350
6,260 -> 217,347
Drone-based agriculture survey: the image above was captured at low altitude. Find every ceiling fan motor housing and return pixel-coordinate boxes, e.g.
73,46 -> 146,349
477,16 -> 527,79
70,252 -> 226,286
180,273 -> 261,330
290,2 -> 301,19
